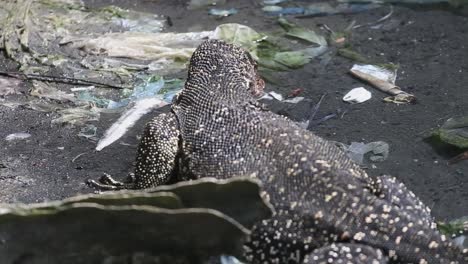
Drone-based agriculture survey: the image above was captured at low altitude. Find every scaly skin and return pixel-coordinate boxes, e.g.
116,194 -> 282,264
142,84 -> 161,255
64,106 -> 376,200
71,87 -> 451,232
90,40 -> 467,263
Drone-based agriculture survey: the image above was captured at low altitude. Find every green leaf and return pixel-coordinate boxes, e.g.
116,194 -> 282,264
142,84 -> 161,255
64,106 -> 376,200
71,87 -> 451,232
433,116 -> 468,148
278,17 -> 327,46
274,50 -> 311,68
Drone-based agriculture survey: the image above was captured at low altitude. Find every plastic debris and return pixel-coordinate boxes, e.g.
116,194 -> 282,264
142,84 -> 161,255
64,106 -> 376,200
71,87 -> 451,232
70,86 -> 96,92
5,132 -> 31,141
0,0 -> 327,130
262,5 -> 283,13
0,77 -> 21,96
301,2 -> 381,18
341,141 -> 390,165
107,76 -> 183,109
454,235 -> 467,248
283,97 -> 305,104
263,0 -> 288,4
350,64 -> 415,104
221,255 -> 245,264
209,8 -> 238,17
52,106 -> 100,126
343,87 -> 372,104
188,0 -> 226,9
78,124 -> 98,140
338,0 -> 467,7
70,31 -> 213,62
96,98 -> 169,151
263,6 -> 305,15
260,91 -> 305,104
76,91 -> 111,108
30,81 -> 75,103
263,2 -> 380,17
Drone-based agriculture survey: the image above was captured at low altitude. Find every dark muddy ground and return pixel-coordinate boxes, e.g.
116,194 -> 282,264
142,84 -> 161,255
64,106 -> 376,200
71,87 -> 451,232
0,0 -> 467,221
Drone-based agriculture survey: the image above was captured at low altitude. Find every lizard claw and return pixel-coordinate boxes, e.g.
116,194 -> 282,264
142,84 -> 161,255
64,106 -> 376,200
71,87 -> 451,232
86,173 -> 133,191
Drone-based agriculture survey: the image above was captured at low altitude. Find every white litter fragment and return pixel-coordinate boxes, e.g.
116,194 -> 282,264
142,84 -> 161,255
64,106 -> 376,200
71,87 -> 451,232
95,97 -> 168,151
283,96 -> 305,104
220,255 -> 244,264
339,141 -> 390,165
5,132 -> 31,141
70,86 -> 96,92
268,91 -> 283,101
259,91 -> 304,104
351,64 -> 396,84
350,64 -> 415,104
343,87 -> 371,104
453,235 -> 466,248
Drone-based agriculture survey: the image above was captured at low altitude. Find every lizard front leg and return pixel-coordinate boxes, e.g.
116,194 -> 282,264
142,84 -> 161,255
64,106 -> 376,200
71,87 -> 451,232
133,112 -> 180,189
87,113 -> 180,190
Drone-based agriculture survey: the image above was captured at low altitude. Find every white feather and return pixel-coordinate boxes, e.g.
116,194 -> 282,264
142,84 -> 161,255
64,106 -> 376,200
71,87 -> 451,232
96,97 -> 168,151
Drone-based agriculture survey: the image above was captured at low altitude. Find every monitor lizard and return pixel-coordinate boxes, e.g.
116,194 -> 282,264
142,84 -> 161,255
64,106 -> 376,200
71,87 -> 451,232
88,40 -> 467,264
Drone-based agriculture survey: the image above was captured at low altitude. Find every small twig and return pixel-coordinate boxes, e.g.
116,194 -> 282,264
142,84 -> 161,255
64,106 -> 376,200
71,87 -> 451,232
307,93 -> 327,130
0,71 -> 126,89
353,6 -> 394,29
448,151 -> 468,165
72,152 -> 89,163
309,93 -> 327,122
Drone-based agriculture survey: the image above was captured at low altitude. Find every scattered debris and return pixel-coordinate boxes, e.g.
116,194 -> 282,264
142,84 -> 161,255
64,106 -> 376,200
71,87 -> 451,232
221,255 -> 244,264
262,2 -> 381,17
71,152 -> 88,163
297,94 -> 340,130
350,64 -> 415,104
338,141 -> 390,165
68,30 -> 213,67
0,77 -> 21,96
352,5 -> 394,29
78,124 -> 98,141
300,2 -> 381,18
0,71 -> 125,89
214,22 -> 327,70
96,98 -> 169,151
339,0 -> 468,8
260,91 -> 305,104
209,8 -> 238,17
263,6 -> 305,16
286,88 -> 304,98
343,87 -> 372,104
30,81 -> 75,103
52,106 -> 100,126
5,132 -> 31,141
188,0 -> 226,10
263,0 -> 289,5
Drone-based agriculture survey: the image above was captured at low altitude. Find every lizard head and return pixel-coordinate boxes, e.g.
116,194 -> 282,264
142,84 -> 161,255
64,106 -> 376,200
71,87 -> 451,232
187,39 -> 265,99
